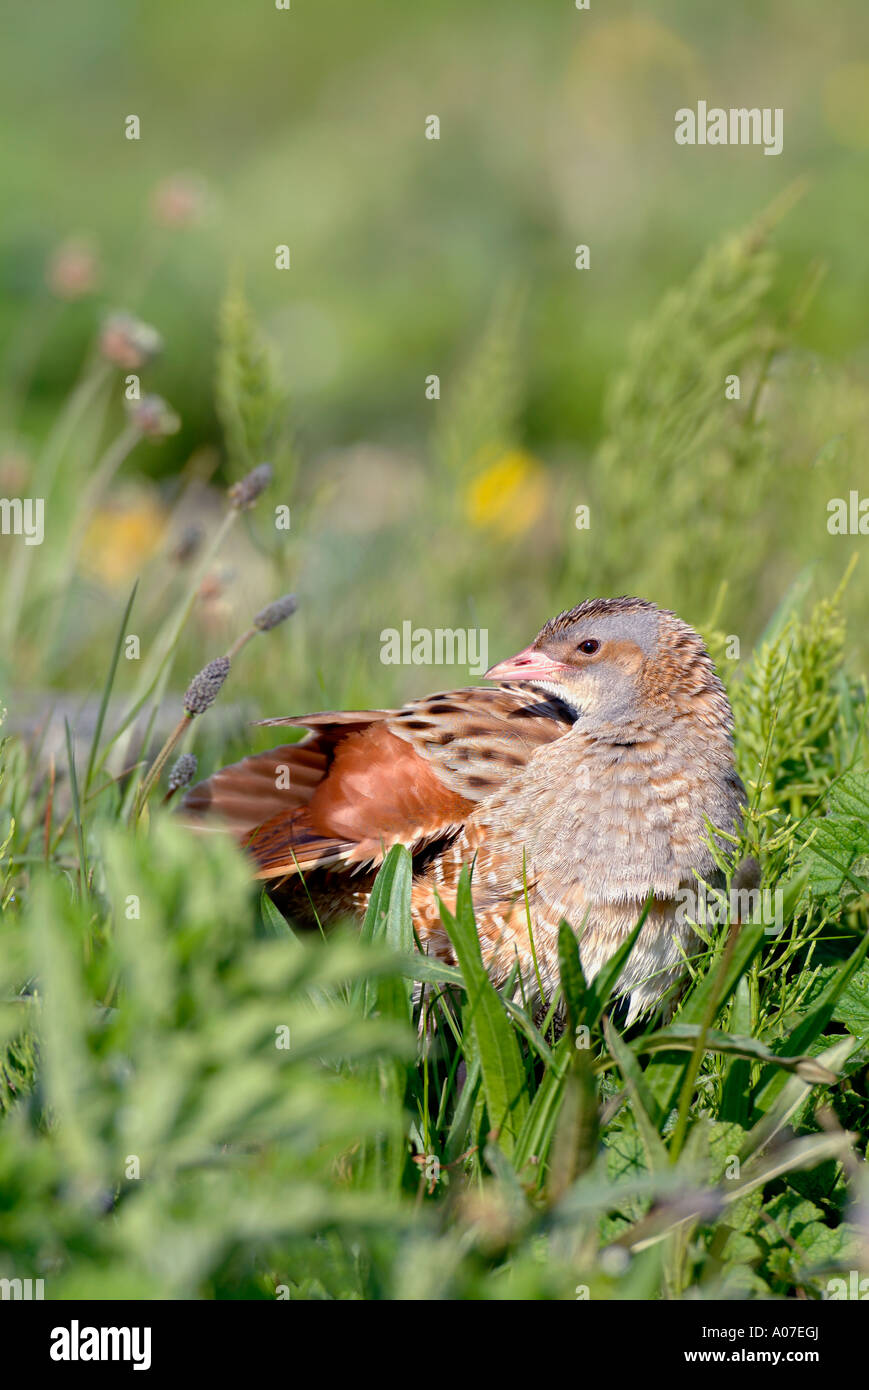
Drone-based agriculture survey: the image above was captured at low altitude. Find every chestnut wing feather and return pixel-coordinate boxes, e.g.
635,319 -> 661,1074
182,684 -> 574,879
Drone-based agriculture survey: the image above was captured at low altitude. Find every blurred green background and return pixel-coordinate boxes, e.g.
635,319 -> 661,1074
1,0 -> 867,734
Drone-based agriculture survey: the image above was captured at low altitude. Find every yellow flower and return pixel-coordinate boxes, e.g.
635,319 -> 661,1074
464,450 -> 547,537
82,493 -> 166,584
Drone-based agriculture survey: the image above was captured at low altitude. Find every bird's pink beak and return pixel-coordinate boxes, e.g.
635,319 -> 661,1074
485,644 -> 567,683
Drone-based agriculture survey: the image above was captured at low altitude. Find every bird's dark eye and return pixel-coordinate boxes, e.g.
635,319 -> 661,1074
577,639 -> 600,655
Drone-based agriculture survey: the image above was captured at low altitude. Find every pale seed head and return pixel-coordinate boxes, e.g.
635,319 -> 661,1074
228,462 -> 272,510
253,593 -> 298,632
183,656 -> 230,715
100,313 -> 163,370
167,752 -> 198,791
127,393 -> 181,439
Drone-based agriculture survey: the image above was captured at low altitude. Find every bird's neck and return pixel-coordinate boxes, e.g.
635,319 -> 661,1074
498,713 -> 739,903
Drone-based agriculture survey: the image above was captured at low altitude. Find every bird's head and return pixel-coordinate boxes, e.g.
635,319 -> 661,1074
485,596 -> 729,730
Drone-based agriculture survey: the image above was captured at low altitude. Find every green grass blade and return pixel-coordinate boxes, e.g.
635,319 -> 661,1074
64,717 -> 88,896
84,579 -> 138,795
353,844 -> 413,1018
719,975 -> 752,1124
513,1033 -> 572,1179
603,1015 -> 669,1170
645,919 -> 766,1115
751,929 -> 869,1115
438,865 -> 529,1158
584,891 -> 652,1029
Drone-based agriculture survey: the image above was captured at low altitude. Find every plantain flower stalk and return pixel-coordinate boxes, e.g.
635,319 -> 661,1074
162,752 -> 199,804
226,592 -> 298,659
131,658 -> 230,823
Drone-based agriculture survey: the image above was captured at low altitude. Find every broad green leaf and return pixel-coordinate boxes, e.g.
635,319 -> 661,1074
438,866 -> 529,1157
799,771 -> 869,898
354,844 -> 413,1020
